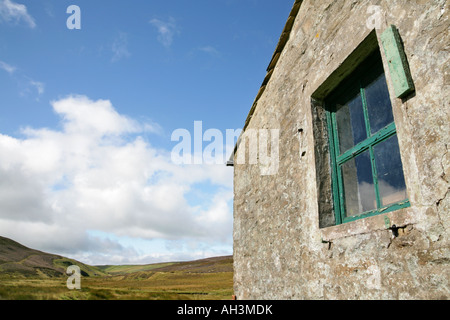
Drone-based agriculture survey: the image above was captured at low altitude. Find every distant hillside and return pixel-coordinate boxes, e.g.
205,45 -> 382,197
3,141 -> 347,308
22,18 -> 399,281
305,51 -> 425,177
0,236 -> 232,279
97,255 -> 233,275
0,236 -> 105,278
0,236 -> 233,300
151,255 -> 233,273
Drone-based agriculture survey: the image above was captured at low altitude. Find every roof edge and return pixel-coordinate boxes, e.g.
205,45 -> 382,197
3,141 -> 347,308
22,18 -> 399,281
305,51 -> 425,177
242,0 -> 303,131
227,0 -> 303,167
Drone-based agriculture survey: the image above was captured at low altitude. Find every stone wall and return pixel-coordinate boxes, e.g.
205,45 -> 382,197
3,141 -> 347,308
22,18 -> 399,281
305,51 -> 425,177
233,0 -> 449,299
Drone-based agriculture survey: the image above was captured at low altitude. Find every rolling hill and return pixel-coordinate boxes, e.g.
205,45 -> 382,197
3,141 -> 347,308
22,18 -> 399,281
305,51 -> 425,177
0,236 -> 233,300
97,255 -> 233,275
0,236 -> 105,278
0,235 -> 232,278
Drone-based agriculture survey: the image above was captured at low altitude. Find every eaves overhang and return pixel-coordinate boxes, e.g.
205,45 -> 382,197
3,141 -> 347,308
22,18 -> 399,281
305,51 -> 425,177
227,0 -> 304,167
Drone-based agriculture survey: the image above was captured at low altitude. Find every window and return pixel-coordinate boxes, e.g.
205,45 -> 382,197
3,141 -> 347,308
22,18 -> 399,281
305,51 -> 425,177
325,50 -> 409,225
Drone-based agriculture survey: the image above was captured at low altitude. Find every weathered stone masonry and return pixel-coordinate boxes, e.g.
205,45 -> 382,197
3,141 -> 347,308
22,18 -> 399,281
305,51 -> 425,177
233,0 -> 449,299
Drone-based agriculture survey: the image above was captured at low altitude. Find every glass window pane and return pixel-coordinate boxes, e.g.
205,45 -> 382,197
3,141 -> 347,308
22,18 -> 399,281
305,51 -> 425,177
374,135 -> 407,207
335,93 -> 366,154
365,73 -> 394,134
341,150 -> 376,217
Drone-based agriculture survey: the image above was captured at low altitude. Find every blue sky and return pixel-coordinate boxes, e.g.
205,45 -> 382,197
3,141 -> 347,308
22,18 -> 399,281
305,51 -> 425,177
0,0 -> 294,265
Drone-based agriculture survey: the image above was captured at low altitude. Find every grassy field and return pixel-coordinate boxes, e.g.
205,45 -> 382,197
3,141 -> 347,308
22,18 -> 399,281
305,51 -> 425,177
0,256 -> 233,300
0,236 -> 234,300
0,270 -> 233,300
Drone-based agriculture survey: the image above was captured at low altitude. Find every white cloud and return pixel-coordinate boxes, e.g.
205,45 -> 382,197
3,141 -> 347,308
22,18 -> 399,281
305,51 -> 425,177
51,95 -> 146,136
18,77 -> 45,100
0,60 -> 45,100
0,0 -> 36,28
198,46 -> 221,57
0,60 -> 16,74
150,17 -> 178,48
0,95 -> 233,265
111,32 -> 131,62
30,79 -> 44,95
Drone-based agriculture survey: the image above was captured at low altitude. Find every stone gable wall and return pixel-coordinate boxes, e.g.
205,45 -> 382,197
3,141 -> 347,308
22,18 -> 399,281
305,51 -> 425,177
233,0 -> 449,299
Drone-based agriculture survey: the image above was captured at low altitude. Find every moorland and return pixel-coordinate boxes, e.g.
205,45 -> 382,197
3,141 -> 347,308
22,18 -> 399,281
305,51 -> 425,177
0,236 -> 233,300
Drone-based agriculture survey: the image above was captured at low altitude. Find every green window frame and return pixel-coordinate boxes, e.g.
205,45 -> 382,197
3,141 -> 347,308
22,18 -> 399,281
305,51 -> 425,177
325,50 -> 410,225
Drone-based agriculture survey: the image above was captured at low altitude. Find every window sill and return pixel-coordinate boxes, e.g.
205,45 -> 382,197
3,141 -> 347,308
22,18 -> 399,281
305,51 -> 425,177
320,206 -> 417,242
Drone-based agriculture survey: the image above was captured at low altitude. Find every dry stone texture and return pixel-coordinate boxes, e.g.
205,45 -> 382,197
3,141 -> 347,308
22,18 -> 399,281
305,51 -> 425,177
233,0 -> 449,299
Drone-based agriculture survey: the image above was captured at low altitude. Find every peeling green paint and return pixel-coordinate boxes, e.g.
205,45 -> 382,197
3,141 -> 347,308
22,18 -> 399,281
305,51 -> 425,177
381,25 -> 415,98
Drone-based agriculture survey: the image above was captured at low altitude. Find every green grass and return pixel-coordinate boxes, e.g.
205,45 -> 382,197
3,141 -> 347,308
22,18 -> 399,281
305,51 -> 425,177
0,236 -> 234,300
0,271 -> 233,300
0,256 -> 234,300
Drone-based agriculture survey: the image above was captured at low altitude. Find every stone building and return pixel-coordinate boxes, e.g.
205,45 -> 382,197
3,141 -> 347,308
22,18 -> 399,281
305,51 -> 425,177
230,0 -> 449,299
